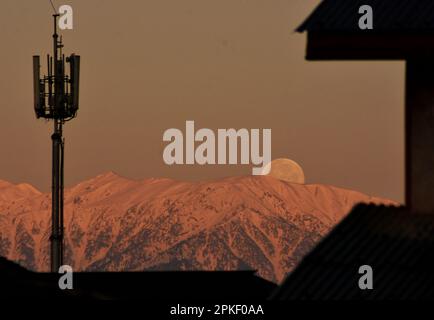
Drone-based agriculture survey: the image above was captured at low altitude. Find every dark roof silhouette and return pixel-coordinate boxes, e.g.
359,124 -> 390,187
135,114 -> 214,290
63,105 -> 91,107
271,204 -> 434,300
0,257 -> 276,299
279,1 -> 434,300
296,0 -> 434,60
297,0 -> 434,32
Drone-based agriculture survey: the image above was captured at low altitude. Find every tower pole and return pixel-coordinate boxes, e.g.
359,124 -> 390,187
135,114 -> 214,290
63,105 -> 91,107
60,135 -> 65,266
33,13 -> 79,271
50,14 -> 64,272
51,119 -> 63,272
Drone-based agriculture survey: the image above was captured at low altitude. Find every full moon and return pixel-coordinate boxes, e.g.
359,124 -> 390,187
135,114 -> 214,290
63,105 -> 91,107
261,158 -> 305,184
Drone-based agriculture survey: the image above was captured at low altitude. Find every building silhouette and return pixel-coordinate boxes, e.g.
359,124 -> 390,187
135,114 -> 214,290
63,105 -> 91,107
273,0 -> 434,300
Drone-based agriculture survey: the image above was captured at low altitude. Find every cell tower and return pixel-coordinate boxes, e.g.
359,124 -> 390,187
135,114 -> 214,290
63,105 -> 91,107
32,14 -> 80,272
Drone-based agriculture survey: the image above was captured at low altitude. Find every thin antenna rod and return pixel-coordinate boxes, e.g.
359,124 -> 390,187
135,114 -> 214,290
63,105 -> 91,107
49,0 -> 57,14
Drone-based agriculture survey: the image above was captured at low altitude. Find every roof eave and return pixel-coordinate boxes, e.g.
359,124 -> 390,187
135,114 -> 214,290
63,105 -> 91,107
303,31 -> 434,60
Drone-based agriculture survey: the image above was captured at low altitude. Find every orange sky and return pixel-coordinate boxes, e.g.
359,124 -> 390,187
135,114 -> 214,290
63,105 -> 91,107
0,0 -> 404,202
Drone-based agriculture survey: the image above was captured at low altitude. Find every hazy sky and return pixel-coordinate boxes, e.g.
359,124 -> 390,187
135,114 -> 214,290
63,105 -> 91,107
0,0 -> 404,202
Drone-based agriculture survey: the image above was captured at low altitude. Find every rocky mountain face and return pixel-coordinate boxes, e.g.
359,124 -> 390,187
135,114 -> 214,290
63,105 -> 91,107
0,173 -> 395,283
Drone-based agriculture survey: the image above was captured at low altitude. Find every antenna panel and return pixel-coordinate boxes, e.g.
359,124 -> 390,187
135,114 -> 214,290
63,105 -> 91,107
69,54 -> 80,113
33,56 -> 45,118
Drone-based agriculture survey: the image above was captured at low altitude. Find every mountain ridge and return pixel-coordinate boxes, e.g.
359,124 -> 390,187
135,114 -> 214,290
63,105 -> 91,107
0,173 -> 397,282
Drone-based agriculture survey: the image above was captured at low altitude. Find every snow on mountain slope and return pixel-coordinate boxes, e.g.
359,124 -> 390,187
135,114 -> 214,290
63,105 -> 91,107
0,173 -> 396,283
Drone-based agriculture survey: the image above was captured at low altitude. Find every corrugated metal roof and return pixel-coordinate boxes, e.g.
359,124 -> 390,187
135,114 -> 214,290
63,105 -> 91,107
297,0 -> 434,32
271,204 -> 434,300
